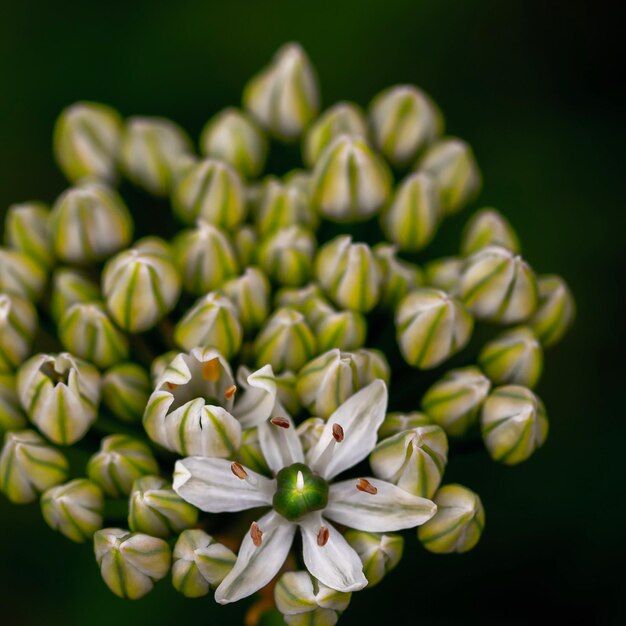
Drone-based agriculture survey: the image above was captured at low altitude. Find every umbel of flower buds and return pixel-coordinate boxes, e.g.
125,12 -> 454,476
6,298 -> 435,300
0,293 -> 37,374
0,247 -> 47,302
102,363 -> 151,423
0,375 -> 27,433
530,274 -> 576,348
221,267 -> 270,335
258,225 -> 316,287
460,207 -> 521,256
49,268 -> 100,323
344,531 -> 404,587
4,201 -> 55,269
373,243 -> 424,309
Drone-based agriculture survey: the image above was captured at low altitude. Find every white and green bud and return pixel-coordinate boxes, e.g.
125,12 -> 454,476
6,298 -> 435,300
258,225 -> 316,287
423,256 -> 463,292
41,478 -> 104,543
529,275 -> 576,348
283,168 -> 312,194
417,137 -> 481,215
237,427 -> 270,475
481,385 -> 548,465
50,268 -> 100,324
199,108 -> 268,179
0,375 -> 28,434
316,310 -> 367,353
396,288 -> 473,369
243,42 -> 319,141
478,327 -> 543,389
17,353 -> 101,445
102,363 -> 151,423
234,225 -> 258,267
310,136 -> 392,222
53,101 -> 123,183
352,349 -> 391,386
460,207 -> 521,256
378,411 -> 432,439
456,245 -> 538,323
87,434 -> 159,498
94,528 -> 171,599
174,292 -> 242,359
172,529 -> 236,597
421,366 -> 491,437
150,351 -> 179,384
373,243 -> 424,309
296,417 -> 325,455
4,201 -> 55,269
344,531 -> 404,587
274,283 -> 334,329
0,430 -> 69,504
0,293 -> 37,373
0,248 -> 47,302
315,236 -> 382,312
275,370 -> 302,416
221,267 -> 270,335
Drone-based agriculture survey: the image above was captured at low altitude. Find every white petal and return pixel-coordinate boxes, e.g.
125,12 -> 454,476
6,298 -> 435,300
309,380 -> 388,479
257,402 -> 304,474
173,457 -> 275,512
325,477 -> 436,532
215,511 -> 296,604
233,364 -> 278,428
300,513 -> 367,593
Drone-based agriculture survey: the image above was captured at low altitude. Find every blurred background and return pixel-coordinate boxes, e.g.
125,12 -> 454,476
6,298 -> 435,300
1,0 -> 624,624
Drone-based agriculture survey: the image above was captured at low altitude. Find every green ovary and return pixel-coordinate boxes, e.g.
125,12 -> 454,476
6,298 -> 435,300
272,463 -> 329,521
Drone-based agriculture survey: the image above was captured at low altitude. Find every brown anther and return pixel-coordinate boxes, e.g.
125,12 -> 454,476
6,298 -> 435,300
231,462 -> 248,480
225,384 -> 237,400
166,382 -> 178,390
270,417 -> 290,429
202,358 -> 220,382
250,521 -> 263,547
356,478 -> 378,495
317,526 -> 330,547
332,424 -> 344,442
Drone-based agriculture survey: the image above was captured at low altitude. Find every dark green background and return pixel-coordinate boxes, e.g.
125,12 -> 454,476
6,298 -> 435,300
1,1 -> 624,624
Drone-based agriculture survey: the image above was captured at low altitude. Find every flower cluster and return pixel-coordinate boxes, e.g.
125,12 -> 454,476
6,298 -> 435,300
0,43 -> 574,624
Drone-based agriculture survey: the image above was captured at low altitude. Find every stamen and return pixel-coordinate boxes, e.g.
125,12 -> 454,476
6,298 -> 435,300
250,521 -> 263,547
332,423 -> 344,442
166,382 -> 178,390
270,416 -> 290,429
225,384 -> 237,400
202,358 -> 220,382
356,478 -> 378,495
231,462 -> 248,480
296,470 -> 305,491
317,526 -> 330,547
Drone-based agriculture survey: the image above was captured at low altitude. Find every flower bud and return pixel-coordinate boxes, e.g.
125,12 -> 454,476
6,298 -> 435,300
174,292 -> 243,359
274,283 -> 334,329
0,430 -> 69,504
150,351 -> 179,384
529,275 -> 576,348
344,530 -> 404,587
418,484 -> 484,553
421,366 -> 491,437
172,529 -> 236,597
481,385 -> 548,465
49,268 -> 100,324
121,116 -> 193,196
4,201 -> 55,269
87,435 -> 159,498
199,108 -> 268,179
460,207 -> 521,256
17,353 -> 101,445
237,427 -> 270,474
423,256 -> 463,292
369,85 -> 443,167
53,101 -> 122,183
172,158 -> 246,228
315,236 -> 381,312
417,137 -> 481,215
233,225 -> 258,267
456,245 -> 538,323
0,293 -> 37,373
373,243 -> 424,309
128,475 -> 198,538
221,267 -> 270,334
253,307 -> 316,373
102,237 -> 181,333
296,417 -> 325,455
396,288 -> 473,369
94,528 -> 171,599
378,411 -> 432,439
243,42 -> 319,141
0,375 -> 27,433
310,136 -> 392,222
275,370 -> 301,416
173,221 -> 239,295
380,172 -> 441,252
283,168 -> 312,194
303,101 -> 368,167
258,225 -> 316,287
102,363 -> 151,423
0,248 -> 47,302
316,310 -> 367,352
478,327 -> 543,389
351,349 -> 391,386
41,478 -> 104,543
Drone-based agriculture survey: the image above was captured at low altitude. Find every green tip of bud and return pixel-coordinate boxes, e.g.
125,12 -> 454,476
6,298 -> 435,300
460,207 -> 521,256
273,463 -> 329,521
345,530 -> 404,587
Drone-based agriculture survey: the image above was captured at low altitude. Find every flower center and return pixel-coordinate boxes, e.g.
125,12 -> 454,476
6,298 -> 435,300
272,463 -> 329,521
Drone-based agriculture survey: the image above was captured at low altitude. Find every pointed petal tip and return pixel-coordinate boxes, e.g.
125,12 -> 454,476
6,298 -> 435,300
172,460 -> 191,492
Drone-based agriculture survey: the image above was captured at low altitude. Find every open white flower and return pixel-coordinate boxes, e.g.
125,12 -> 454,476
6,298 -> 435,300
173,379 -> 437,604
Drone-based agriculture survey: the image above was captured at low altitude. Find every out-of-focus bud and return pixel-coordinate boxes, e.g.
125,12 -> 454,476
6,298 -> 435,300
460,207 -> 521,256
529,275 -> 576,348
423,256 -> 463,292
275,370 -> 301,416
128,475 -> 198,538
283,169 -> 312,194
380,172 -> 441,252
173,221 -> 239,295
481,385 -> 548,465
369,85 -> 443,167
303,101 -> 368,167
102,363 -> 151,423
172,529 -> 236,597
378,411 -> 432,439
174,292 -> 243,359
351,349 -> 390,386
310,136 -> 392,222
94,528 -> 171,599
49,268 -> 100,323
221,267 -> 270,335
0,293 -> 37,373
417,137 -> 481,215
237,427 -> 270,474
422,366 -> 491,437
396,288 -> 473,369
87,435 -> 159,498
274,283 -> 334,329
121,116 -> 193,196
0,375 -> 28,433
102,237 -> 181,333
456,245 -> 538,323
172,159 -> 246,228
478,327 -> 543,389
4,202 -> 55,269
0,248 -> 47,302
370,424 -> 448,498
344,530 -> 404,587
373,243 -> 424,309
50,182 -> 133,264
58,303 -> 128,369
253,307 -> 316,373
53,101 -> 123,183
17,353 -> 101,445
297,417 -> 325,455
0,430 -> 69,504
243,42 -> 319,141
316,310 -> 367,353
199,108 -> 268,179
315,236 -> 381,312
418,484 -> 485,553
234,225 -> 258,267
258,225 -> 316,287
41,478 -> 104,543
